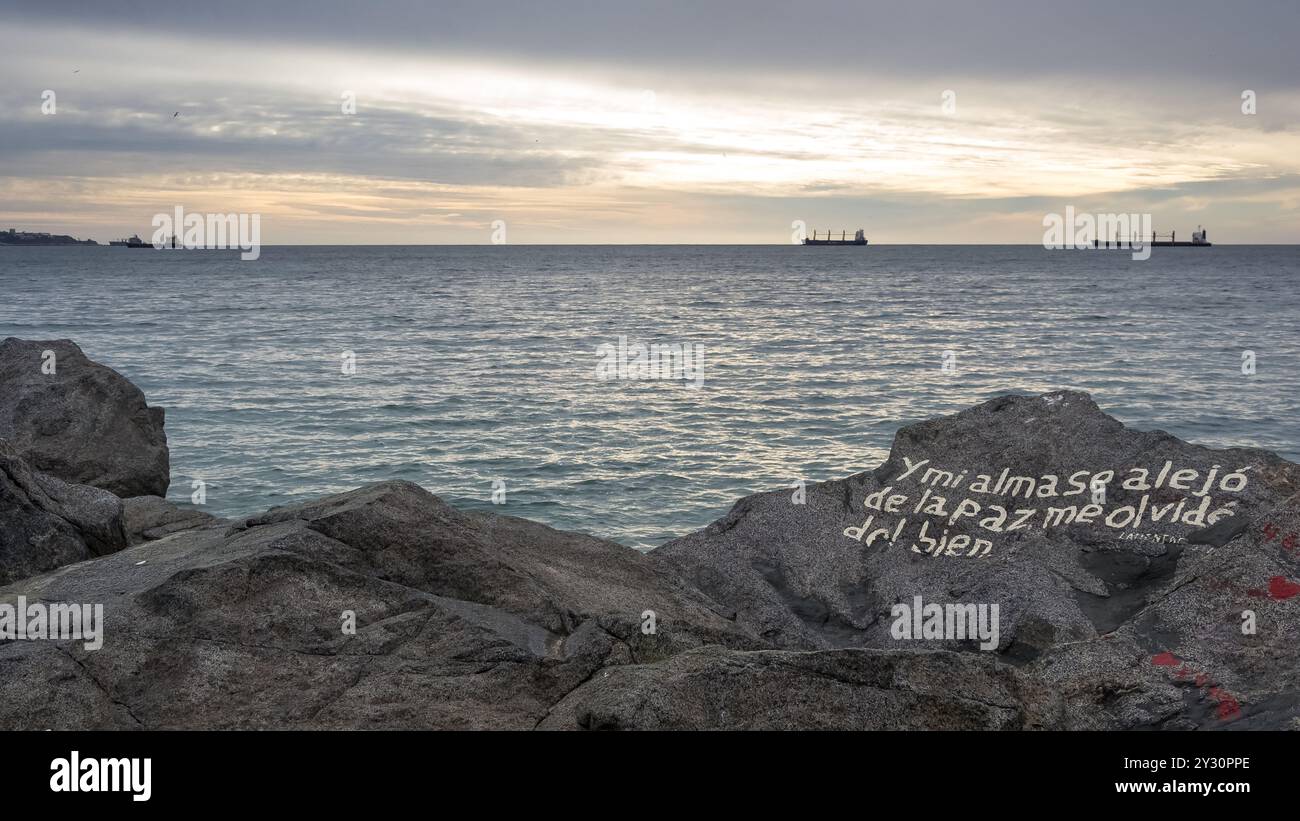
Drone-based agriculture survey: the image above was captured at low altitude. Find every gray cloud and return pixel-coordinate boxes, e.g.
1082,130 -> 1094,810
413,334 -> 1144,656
0,90 -> 611,187
9,0 -> 1299,84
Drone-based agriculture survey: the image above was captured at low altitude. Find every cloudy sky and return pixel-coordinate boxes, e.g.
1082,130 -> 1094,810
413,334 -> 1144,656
2,0 -> 1298,243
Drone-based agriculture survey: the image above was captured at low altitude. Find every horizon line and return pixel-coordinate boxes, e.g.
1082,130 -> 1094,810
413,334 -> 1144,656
5,241 -> 1298,247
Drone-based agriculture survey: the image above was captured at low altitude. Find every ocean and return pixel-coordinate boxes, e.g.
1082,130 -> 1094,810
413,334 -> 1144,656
2,244 -> 1296,549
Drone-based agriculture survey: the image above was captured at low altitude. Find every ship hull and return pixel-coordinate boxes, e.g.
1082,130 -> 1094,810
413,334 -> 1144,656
1091,241 -> 1211,248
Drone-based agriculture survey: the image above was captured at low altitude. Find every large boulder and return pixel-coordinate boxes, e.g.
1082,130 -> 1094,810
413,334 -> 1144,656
0,439 -> 128,585
0,481 -> 758,730
0,338 -> 169,497
652,390 -> 1300,729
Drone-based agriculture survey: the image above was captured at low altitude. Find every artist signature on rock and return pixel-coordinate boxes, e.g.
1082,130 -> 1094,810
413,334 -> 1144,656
1116,532 -> 1186,544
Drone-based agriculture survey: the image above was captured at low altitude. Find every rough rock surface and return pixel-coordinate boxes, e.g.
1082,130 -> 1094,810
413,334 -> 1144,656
0,439 -> 128,585
0,338 -> 169,497
121,495 -> 221,545
539,646 -> 1061,730
1,388 -> 1296,729
654,390 -> 1300,729
0,481 -> 759,729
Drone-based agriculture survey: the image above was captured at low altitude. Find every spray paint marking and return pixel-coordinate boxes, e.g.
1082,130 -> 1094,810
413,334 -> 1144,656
1209,687 -> 1242,720
1259,522 -> 1299,559
1207,574 -> 1300,601
1149,652 -> 1243,721
1266,576 -> 1300,600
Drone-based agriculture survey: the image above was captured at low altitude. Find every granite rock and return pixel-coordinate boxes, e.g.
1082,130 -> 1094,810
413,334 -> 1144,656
0,439 -> 128,585
0,338 -> 169,497
0,481 -> 758,729
652,390 -> 1300,728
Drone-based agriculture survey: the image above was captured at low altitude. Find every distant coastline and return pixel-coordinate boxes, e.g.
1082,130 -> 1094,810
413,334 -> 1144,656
0,228 -> 98,246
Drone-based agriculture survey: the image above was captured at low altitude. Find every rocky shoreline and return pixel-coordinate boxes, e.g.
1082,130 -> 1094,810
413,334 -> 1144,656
1,338 -> 1297,730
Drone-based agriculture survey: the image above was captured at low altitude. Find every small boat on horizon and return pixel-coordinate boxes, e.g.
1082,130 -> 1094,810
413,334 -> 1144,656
804,229 -> 867,246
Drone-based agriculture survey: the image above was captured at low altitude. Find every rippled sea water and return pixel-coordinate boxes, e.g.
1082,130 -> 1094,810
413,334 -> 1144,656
2,244 -> 1296,549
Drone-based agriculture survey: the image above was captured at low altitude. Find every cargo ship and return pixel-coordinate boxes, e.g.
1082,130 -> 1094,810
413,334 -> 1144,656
110,234 -> 177,248
804,229 -> 867,246
1094,226 -> 1212,248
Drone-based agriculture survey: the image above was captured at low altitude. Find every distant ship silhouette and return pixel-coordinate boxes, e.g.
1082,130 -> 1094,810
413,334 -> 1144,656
804,229 -> 867,246
109,234 -> 177,248
1094,226 -> 1212,248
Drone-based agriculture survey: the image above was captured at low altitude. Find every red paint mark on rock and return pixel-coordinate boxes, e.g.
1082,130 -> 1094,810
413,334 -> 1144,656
1210,687 -> 1242,720
1261,522 -> 1300,558
1151,651 -> 1244,723
1267,576 -> 1300,600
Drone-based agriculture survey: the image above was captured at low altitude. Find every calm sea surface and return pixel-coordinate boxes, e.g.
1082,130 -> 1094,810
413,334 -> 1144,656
2,244 -> 1296,549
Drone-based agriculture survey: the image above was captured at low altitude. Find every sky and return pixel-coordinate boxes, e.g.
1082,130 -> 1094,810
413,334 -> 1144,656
2,0 -> 1298,244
